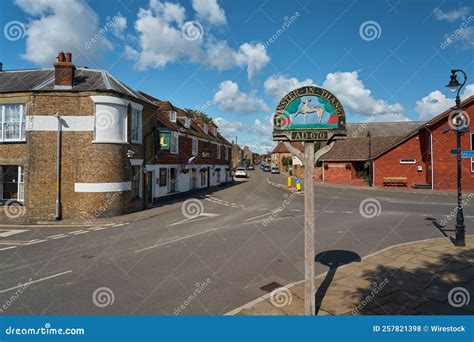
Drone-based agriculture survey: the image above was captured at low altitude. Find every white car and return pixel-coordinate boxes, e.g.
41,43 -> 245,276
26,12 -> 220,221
234,167 -> 248,178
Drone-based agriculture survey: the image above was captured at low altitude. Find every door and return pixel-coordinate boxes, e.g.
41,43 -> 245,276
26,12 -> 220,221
191,169 -> 196,190
170,168 -> 176,193
146,172 -> 153,202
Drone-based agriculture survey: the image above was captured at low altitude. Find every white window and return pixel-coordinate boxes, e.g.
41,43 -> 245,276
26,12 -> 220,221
400,159 -> 416,164
170,131 -> 179,154
217,144 -> 221,159
471,134 -> 474,172
192,138 -> 198,156
225,146 -> 229,160
1,104 -> 26,142
131,109 -> 142,144
0,165 -> 24,202
203,123 -> 208,134
169,111 -> 177,123
184,117 -> 191,128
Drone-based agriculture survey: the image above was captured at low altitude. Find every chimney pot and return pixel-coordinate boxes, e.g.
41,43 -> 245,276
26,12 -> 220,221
65,52 -> 72,63
57,51 -> 66,63
54,51 -> 75,89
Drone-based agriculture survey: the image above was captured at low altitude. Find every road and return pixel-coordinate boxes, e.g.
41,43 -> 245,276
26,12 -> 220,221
0,169 -> 472,315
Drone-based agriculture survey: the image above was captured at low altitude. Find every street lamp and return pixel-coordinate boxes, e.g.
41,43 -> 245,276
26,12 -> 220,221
367,131 -> 373,187
445,69 -> 468,247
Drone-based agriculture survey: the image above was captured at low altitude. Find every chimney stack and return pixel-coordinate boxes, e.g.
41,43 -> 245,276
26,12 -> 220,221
54,51 -> 75,89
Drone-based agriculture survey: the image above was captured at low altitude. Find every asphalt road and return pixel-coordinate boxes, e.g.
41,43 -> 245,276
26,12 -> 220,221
0,169 -> 472,315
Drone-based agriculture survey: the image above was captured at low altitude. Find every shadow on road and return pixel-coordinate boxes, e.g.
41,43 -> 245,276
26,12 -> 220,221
314,250 -> 361,315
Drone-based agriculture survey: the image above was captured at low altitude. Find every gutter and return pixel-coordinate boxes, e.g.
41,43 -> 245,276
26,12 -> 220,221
424,125 -> 434,190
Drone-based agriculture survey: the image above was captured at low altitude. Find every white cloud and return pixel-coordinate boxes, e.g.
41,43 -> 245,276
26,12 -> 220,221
110,15 -> 127,39
213,117 -> 243,138
192,0 -> 226,25
15,0 -> 112,66
456,27 -> 474,50
127,0 -> 269,79
415,84 -> 474,120
321,71 -> 407,120
433,6 -> 470,22
213,80 -> 270,113
264,74 -> 315,99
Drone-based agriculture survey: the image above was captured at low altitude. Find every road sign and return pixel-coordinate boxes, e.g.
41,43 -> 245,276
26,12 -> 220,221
461,150 -> 474,158
271,86 -> 346,316
272,86 -> 347,142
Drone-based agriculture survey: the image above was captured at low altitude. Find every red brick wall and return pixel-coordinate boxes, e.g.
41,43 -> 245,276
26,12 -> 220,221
374,134 -> 428,187
431,102 -> 474,190
323,162 -> 353,183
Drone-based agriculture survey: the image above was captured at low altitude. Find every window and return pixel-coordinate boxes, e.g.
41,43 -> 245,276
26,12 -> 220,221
159,168 -> 167,187
471,134 -> 474,172
131,109 -> 142,143
0,166 -> 24,202
217,144 -> 221,159
94,103 -> 127,143
131,166 -> 142,199
184,117 -> 191,128
225,146 -> 229,160
170,131 -> 179,154
169,111 -> 177,123
1,104 -> 26,142
192,138 -> 198,156
203,123 -> 208,134
400,159 -> 416,164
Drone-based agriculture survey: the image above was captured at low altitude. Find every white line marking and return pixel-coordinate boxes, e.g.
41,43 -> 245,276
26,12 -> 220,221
135,229 -> 219,253
50,235 -> 68,240
0,270 -> 73,294
0,246 -> 17,251
46,234 -> 68,239
69,230 -> 88,235
90,226 -> 111,231
243,212 -> 272,222
169,213 -> 220,227
0,229 -> 28,238
341,211 -> 353,214
324,211 -> 336,213
23,239 -> 47,245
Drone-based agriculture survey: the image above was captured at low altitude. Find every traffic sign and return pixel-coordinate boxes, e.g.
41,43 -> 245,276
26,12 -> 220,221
461,150 -> 474,158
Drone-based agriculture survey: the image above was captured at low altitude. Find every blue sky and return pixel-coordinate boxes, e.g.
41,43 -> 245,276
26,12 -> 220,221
1,0 -> 473,153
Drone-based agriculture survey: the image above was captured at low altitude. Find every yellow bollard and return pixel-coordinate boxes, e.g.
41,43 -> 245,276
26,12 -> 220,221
287,176 -> 292,187
296,179 -> 301,191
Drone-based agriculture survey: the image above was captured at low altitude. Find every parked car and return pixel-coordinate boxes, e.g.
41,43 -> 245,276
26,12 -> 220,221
234,167 -> 248,178
259,164 -> 265,170
248,165 -> 255,170
263,165 -> 271,172
271,167 -> 280,174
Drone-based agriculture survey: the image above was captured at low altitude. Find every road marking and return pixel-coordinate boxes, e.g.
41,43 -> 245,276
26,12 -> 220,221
341,211 -> 353,214
169,213 -> 220,227
324,211 -> 336,213
0,270 -> 73,294
0,246 -> 17,252
387,200 -> 461,206
0,229 -> 28,238
49,234 -> 68,240
289,209 -> 302,212
243,212 -> 272,222
69,230 -> 89,235
23,239 -> 48,245
135,228 -> 219,253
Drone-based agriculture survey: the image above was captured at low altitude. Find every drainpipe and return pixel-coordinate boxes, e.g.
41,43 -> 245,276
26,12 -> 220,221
425,125 -> 434,190
54,113 -> 62,220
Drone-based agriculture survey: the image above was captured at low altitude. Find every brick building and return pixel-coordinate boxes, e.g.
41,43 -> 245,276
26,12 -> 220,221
271,142 -> 304,178
321,96 -> 474,190
0,52 -> 231,223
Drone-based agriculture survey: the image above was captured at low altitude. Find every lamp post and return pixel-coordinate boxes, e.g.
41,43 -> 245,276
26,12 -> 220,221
367,131 -> 373,187
446,69 -> 468,247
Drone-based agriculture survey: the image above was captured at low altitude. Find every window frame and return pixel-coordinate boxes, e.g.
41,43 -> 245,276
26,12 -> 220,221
203,123 -> 208,134
131,109 -> 142,144
169,111 -> 177,123
131,165 -> 142,199
216,144 -> 221,159
471,133 -> 474,172
192,137 -> 198,156
170,131 -> 179,155
1,104 -> 26,143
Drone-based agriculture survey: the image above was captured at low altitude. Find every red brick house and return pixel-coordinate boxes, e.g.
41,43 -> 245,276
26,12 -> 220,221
271,142 -> 304,178
320,96 -> 474,191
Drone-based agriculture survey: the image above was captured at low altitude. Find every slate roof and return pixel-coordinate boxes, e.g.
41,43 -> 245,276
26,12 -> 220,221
0,67 -> 153,105
271,141 -> 304,154
321,121 -> 423,161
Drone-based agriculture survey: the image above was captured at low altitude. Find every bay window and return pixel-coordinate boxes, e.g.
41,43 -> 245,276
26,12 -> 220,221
1,104 -> 26,142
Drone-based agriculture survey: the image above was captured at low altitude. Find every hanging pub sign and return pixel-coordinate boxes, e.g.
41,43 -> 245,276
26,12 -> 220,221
273,86 -> 347,141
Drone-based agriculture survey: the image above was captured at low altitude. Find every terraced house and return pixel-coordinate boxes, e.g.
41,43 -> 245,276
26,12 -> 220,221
0,52 -> 231,223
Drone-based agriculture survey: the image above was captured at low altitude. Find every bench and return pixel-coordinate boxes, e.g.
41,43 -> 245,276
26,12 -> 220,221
383,177 -> 408,187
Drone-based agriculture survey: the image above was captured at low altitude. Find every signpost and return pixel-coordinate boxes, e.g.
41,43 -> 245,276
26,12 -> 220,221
272,86 -> 346,315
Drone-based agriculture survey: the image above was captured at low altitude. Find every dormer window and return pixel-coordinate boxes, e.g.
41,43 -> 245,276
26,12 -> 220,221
184,117 -> 191,129
169,111 -> 177,123
203,123 -> 208,134
212,127 -> 218,136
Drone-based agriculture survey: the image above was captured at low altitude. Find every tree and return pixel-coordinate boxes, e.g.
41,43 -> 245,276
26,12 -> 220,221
185,109 -> 212,122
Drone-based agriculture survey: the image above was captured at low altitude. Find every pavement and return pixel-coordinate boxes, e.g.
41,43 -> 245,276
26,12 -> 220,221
228,235 -> 474,315
0,168 -> 472,315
